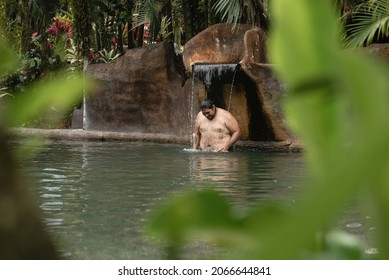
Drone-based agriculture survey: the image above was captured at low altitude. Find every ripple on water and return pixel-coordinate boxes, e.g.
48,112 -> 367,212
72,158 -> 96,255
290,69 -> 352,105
365,247 -> 379,255
346,223 -> 363,229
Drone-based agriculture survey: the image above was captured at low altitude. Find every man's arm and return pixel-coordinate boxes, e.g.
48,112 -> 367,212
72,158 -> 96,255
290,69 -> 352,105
217,130 -> 240,152
218,114 -> 241,152
192,132 -> 201,150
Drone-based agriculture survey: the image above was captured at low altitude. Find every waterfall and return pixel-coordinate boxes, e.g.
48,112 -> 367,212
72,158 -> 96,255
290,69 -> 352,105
228,69 -> 237,111
189,74 -> 195,147
82,56 -> 89,130
191,63 -> 240,112
192,63 -> 240,89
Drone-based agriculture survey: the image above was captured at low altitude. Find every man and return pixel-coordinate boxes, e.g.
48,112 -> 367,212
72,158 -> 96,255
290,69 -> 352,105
192,99 -> 241,152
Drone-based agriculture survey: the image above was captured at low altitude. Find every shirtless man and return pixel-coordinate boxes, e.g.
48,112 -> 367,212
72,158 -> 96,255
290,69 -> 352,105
192,99 -> 241,152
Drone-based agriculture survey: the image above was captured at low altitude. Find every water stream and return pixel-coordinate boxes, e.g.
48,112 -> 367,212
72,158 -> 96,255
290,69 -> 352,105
192,64 -> 239,89
228,68 -> 237,111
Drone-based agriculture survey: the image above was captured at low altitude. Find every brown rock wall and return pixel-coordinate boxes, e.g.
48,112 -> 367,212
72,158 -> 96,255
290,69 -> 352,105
85,42 -> 189,139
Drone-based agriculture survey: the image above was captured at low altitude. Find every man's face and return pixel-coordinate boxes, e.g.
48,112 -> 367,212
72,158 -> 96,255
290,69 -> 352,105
201,106 -> 216,120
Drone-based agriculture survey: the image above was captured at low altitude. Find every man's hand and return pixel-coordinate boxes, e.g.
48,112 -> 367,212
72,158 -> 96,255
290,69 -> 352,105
217,145 -> 229,152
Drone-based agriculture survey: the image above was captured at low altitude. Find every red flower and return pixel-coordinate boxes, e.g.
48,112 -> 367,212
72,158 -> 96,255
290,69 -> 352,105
49,27 -> 57,36
55,19 -> 63,30
67,27 -> 73,38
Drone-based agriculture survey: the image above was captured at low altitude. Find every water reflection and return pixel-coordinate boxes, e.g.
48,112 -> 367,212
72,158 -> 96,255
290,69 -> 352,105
189,152 -> 245,183
17,140 -> 308,259
188,151 -> 304,208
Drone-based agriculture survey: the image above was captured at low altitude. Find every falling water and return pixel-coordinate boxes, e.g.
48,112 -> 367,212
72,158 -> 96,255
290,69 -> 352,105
192,63 -> 239,89
227,69 -> 237,111
190,63 -> 240,147
189,74 -> 195,147
82,57 -> 89,129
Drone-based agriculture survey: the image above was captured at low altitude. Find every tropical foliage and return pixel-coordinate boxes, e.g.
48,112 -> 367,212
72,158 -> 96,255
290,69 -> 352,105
213,0 -> 270,31
343,0 -> 389,47
0,0 -> 272,95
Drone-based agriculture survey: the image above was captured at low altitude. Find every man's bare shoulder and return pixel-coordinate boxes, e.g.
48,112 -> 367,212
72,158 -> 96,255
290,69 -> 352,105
216,107 -> 234,118
196,111 -> 206,120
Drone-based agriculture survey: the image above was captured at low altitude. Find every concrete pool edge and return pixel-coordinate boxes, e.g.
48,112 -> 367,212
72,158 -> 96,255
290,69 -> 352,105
9,127 -> 303,152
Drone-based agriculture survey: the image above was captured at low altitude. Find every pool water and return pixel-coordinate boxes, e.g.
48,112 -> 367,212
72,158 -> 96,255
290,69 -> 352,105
15,140 -> 342,259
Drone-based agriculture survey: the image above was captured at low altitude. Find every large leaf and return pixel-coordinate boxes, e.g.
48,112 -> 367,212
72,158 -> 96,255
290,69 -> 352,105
0,40 -> 18,73
148,0 -> 389,260
269,0 -> 342,178
5,74 -> 92,127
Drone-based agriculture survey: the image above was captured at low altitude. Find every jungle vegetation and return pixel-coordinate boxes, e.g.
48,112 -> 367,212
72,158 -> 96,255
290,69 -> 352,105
0,0 -> 388,94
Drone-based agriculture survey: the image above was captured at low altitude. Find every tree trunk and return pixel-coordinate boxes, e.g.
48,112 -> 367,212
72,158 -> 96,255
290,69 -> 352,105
20,0 -> 32,54
5,0 -> 18,19
163,0 -> 174,42
137,24 -> 145,47
207,0 -> 217,26
70,0 -> 93,58
127,0 -> 135,49
117,22 -> 124,55
181,0 -> 193,43
252,0 -> 269,31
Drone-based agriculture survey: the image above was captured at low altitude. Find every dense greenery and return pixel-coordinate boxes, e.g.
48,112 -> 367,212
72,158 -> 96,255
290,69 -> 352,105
0,0 -> 273,108
0,0 -> 388,260
343,0 -> 389,47
0,0 -> 387,94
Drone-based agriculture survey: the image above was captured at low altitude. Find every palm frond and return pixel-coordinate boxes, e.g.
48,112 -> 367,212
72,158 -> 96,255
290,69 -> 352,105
345,0 -> 389,48
136,0 -> 166,27
213,0 -> 242,26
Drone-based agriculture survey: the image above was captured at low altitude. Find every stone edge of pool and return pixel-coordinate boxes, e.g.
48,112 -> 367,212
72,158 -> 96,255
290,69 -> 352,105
9,128 -> 303,152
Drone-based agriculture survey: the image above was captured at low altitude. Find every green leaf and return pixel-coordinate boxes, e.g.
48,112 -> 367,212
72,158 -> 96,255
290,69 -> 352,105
270,0 -> 343,178
270,0 -> 339,86
345,0 -> 389,47
147,189 -> 238,241
0,40 -> 18,73
5,73 -> 92,127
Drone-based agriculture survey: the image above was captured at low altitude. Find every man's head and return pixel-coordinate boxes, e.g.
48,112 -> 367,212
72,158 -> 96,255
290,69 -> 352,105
200,99 -> 216,120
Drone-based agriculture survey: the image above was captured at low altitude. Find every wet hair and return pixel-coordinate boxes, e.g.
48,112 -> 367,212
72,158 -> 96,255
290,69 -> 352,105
200,99 -> 214,109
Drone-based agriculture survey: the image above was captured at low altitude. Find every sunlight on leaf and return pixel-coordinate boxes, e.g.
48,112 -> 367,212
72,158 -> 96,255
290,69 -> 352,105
148,189 -> 238,240
0,40 -> 18,73
4,73 -> 92,127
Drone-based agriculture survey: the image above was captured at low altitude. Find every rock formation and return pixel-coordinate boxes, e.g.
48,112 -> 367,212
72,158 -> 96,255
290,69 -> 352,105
85,42 -> 189,141
85,23 -> 298,148
182,23 -> 294,142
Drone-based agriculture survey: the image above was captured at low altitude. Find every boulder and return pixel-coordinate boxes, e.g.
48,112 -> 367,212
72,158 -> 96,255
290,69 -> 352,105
182,23 -> 267,71
85,42 -> 188,141
367,43 -> 389,61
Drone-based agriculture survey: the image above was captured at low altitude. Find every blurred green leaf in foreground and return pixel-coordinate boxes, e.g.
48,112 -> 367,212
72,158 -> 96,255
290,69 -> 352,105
0,36 -> 92,259
147,0 -> 389,260
0,33 -> 92,129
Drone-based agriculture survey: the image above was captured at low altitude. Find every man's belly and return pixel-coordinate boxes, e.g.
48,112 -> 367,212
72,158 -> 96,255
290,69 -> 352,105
200,134 -> 230,151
